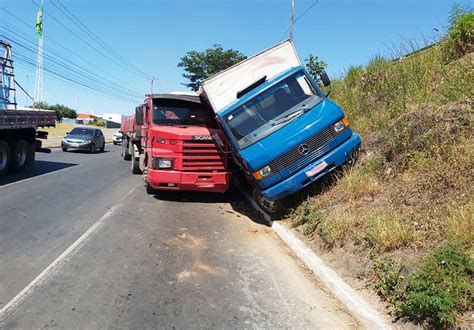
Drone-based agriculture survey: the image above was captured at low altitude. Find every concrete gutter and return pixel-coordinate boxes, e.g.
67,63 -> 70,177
242,192 -> 393,330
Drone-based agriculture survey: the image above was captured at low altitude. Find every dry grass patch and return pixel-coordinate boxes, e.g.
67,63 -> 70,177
365,211 -> 416,252
446,198 -> 474,247
42,122 -> 77,137
336,169 -> 382,201
320,211 -> 362,247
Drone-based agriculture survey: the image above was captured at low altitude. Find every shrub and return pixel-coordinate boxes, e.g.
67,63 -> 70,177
398,245 -> 473,327
89,117 -> 106,127
369,257 -> 406,304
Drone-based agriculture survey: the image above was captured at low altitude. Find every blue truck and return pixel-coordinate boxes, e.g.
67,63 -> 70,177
200,41 -> 361,213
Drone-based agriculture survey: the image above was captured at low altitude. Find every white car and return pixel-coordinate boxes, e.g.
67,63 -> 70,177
113,131 -> 123,145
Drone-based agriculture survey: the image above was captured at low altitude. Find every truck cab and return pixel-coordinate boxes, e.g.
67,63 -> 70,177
200,41 -> 361,213
217,66 -> 361,211
128,93 -> 231,194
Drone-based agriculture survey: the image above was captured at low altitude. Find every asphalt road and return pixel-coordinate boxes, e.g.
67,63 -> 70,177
0,145 -> 357,329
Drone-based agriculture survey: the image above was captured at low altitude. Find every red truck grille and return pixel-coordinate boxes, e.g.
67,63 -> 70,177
182,140 -> 226,171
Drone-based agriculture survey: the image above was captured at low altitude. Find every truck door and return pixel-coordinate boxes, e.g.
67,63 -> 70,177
141,104 -> 149,150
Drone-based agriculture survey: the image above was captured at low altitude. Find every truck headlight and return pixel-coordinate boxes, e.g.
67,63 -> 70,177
253,165 -> 272,180
334,116 -> 349,133
152,158 -> 173,169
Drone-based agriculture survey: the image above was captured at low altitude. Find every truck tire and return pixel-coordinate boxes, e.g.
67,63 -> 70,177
146,182 -> 157,195
131,145 -> 142,174
10,139 -> 30,172
131,157 -> 141,174
122,140 -> 131,160
252,188 -> 282,215
0,140 -> 11,175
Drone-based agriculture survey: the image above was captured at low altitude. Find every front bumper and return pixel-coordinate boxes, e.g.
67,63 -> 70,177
147,169 -> 231,193
262,133 -> 361,201
61,141 -> 92,150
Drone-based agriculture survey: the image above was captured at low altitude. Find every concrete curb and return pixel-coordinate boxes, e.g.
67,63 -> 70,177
242,192 -> 393,330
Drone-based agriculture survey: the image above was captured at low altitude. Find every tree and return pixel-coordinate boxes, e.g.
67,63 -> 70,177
32,102 -> 77,122
178,45 -> 247,91
305,54 -> 328,85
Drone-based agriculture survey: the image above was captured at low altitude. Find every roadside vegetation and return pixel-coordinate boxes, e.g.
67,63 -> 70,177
287,10 -> 473,327
33,101 -> 77,122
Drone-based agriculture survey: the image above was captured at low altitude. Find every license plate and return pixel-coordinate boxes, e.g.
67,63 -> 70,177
305,161 -> 327,177
70,143 -> 79,147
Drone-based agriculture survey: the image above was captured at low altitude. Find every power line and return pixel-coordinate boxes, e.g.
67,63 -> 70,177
30,0 -> 148,79
6,36 -> 141,103
0,7 -> 125,83
1,27 -> 141,98
52,0 -> 148,77
15,55 -> 140,103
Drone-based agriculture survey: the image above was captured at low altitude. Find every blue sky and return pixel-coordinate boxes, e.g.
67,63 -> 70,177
1,0 -> 471,115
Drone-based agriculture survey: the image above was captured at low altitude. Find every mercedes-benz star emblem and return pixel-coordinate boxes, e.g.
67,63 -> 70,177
298,144 -> 310,156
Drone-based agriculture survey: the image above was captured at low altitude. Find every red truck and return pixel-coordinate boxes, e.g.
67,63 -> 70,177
120,93 -> 231,194
1,40 -> 56,175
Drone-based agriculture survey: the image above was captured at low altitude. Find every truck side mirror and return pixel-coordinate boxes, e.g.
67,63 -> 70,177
319,70 -> 331,87
135,106 -> 144,126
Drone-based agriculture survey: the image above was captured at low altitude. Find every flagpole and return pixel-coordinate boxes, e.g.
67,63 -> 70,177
34,0 -> 44,107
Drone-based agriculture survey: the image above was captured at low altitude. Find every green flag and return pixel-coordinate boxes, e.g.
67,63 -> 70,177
35,5 -> 43,37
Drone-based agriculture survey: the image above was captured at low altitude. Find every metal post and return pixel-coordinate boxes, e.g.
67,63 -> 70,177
147,77 -> 158,94
290,0 -> 295,41
26,74 -> 29,107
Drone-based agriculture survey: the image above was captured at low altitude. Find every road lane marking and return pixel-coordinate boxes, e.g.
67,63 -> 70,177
0,184 -> 140,323
0,164 -> 82,189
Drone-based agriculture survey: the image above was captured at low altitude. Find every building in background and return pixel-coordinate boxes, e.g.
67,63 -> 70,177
76,113 -> 97,125
100,113 -> 122,128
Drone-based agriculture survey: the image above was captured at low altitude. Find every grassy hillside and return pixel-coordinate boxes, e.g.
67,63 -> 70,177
286,12 -> 473,327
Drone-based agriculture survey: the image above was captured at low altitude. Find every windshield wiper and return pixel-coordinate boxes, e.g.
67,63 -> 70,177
271,107 -> 311,126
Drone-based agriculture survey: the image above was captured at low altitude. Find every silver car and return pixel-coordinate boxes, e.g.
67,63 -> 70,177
61,127 -> 106,153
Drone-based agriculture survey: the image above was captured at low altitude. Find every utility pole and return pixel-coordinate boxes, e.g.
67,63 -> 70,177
147,77 -> 158,95
290,0 -> 295,41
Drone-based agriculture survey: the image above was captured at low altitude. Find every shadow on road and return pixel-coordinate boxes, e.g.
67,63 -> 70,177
63,150 -> 111,154
0,160 -> 78,186
151,185 -> 270,226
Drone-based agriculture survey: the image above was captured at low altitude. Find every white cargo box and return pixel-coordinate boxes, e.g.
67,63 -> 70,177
200,40 -> 302,113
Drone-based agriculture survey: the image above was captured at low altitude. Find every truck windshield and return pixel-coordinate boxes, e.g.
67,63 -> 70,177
152,99 -> 216,127
225,71 -> 323,149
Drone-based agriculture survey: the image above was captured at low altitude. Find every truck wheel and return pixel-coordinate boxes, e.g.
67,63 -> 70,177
122,140 -> 131,160
0,140 -> 11,175
252,188 -> 282,215
10,139 -> 29,172
146,182 -> 157,195
131,157 -> 141,174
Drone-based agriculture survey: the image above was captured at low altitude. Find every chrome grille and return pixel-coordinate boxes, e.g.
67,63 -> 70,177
268,124 -> 338,174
